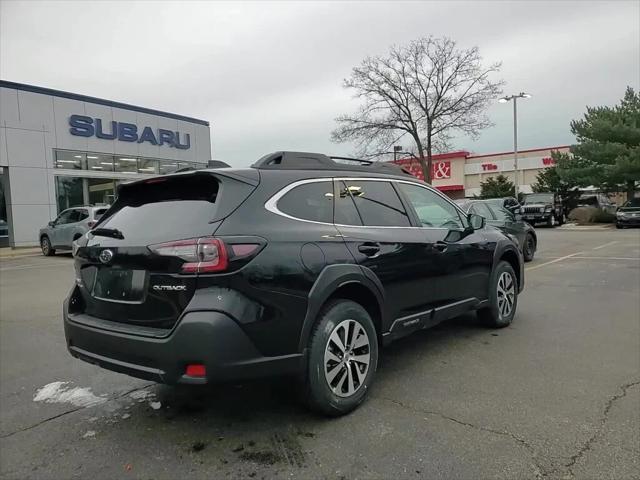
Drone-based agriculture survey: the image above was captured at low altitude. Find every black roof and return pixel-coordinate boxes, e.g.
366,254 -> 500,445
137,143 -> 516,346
251,151 -> 412,177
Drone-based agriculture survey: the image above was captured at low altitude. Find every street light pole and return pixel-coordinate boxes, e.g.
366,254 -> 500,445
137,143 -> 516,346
499,92 -> 531,198
513,96 -> 518,196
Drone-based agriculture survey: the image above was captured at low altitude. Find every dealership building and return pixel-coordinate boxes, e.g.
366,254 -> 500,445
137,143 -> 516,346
0,80 -> 212,247
393,145 -> 571,199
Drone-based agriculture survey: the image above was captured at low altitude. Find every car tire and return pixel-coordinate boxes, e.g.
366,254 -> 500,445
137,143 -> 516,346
616,223 -> 623,229
522,234 -> 535,262
557,213 -> 565,226
478,261 -> 518,328
303,299 -> 378,417
546,215 -> 556,228
41,236 -> 55,256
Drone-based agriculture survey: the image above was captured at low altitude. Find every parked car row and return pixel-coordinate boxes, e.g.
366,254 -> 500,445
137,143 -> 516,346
455,199 -> 537,262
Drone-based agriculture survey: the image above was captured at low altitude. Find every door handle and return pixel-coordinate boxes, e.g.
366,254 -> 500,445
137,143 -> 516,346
358,242 -> 380,256
434,241 -> 448,252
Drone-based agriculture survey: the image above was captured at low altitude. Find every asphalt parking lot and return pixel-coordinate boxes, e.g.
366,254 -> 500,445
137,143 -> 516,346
0,228 -> 638,480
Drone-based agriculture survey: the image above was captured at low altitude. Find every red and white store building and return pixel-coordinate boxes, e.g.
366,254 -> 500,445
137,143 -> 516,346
393,145 -> 571,199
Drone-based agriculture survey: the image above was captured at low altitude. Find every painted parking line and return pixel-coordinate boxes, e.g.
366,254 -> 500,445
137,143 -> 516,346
525,251 -> 585,272
592,240 -> 619,250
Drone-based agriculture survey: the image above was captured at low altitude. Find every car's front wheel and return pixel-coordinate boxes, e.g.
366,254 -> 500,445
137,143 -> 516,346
478,261 -> 518,328
304,299 -> 378,416
40,236 -> 55,256
546,215 -> 556,227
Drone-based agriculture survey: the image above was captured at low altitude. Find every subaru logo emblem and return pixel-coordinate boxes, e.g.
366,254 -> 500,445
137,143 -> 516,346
99,249 -> 114,264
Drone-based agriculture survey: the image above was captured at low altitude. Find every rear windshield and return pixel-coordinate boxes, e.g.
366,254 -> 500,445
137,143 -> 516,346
624,198 -> 640,207
99,175 -> 220,242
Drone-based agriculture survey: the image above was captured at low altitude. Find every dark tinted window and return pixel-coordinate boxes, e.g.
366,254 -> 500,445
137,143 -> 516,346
56,210 -> 75,225
341,180 -> 410,227
94,208 -> 108,219
399,183 -> 464,229
487,204 -> 514,222
76,209 -> 89,221
470,202 -> 494,219
100,175 -> 220,242
335,181 -> 363,226
277,181 -> 333,223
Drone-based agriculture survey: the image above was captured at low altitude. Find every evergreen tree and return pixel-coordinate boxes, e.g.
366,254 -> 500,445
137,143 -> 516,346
560,87 -> 640,199
531,151 -> 581,210
480,174 -> 515,198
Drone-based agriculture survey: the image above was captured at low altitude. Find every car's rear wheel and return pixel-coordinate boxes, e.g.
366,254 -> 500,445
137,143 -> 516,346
40,236 -> 55,256
304,299 -> 378,416
478,261 -> 518,328
523,234 -> 535,262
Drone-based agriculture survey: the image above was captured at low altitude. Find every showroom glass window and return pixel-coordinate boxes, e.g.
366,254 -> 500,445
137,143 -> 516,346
55,177 -> 84,212
87,153 -> 115,172
55,151 -> 85,169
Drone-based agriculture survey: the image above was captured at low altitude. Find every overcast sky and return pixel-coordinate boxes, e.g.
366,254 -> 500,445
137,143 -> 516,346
1,0 -> 639,166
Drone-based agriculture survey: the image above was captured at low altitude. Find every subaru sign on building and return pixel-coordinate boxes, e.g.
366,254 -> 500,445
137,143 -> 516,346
0,80 -> 212,247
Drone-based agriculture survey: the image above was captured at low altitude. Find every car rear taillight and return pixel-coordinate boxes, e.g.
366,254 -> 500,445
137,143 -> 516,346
149,237 -> 228,273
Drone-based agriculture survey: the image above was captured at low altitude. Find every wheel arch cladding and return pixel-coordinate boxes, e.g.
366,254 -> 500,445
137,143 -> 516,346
499,248 -> 521,289
298,264 -> 384,351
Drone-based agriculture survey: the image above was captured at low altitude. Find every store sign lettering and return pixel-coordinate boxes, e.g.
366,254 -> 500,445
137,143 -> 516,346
542,157 -> 555,166
481,163 -> 498,171
68,115 -> 191,150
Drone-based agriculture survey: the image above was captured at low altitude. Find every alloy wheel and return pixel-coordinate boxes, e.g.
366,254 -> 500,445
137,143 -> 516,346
496,271 -> 515,319
324,319 -> 371,398
41,238 -> 50,255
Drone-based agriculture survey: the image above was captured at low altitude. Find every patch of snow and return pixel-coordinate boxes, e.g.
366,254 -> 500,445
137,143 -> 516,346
149,401 -> 161,410
129,390 -> 154,401
83,430 -> 96,438
34,382 -> 106,408
121,413 -> 131,419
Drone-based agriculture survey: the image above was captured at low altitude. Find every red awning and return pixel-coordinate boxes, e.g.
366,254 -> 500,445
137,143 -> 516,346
435,185 -> 464,192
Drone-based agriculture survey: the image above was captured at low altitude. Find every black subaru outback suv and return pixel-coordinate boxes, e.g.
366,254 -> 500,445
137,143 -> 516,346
64,152 -> 524,416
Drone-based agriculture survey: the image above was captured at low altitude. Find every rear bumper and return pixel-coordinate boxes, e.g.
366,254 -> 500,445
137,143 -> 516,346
64,299 -> 304,384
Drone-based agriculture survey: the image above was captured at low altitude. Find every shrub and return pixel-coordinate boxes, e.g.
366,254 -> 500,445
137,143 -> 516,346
568,206 -> 598,223
568,206 -> 615,223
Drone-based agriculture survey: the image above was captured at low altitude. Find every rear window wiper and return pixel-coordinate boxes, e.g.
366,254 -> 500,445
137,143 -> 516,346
91,227 -> 124,240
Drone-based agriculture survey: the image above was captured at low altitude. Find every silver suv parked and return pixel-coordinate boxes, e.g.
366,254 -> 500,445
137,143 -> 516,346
39,206 -> 109,256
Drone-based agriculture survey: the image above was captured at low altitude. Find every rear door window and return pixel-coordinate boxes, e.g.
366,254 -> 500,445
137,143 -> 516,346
340,180 -> 410,227
76,209 -> 89,221
277,181 -> 333,223
334,181 -> 363,226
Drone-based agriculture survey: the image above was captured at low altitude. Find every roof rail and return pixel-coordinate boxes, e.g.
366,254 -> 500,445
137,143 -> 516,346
251,151 -> 411,176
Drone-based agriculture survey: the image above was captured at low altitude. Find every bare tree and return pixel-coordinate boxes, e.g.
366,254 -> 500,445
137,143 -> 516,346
332,36 -> 504,182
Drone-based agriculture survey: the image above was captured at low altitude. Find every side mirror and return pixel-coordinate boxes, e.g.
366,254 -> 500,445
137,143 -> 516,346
468,213 -> 485,230
48,221 -> 56,227
507,205 -> 521,213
